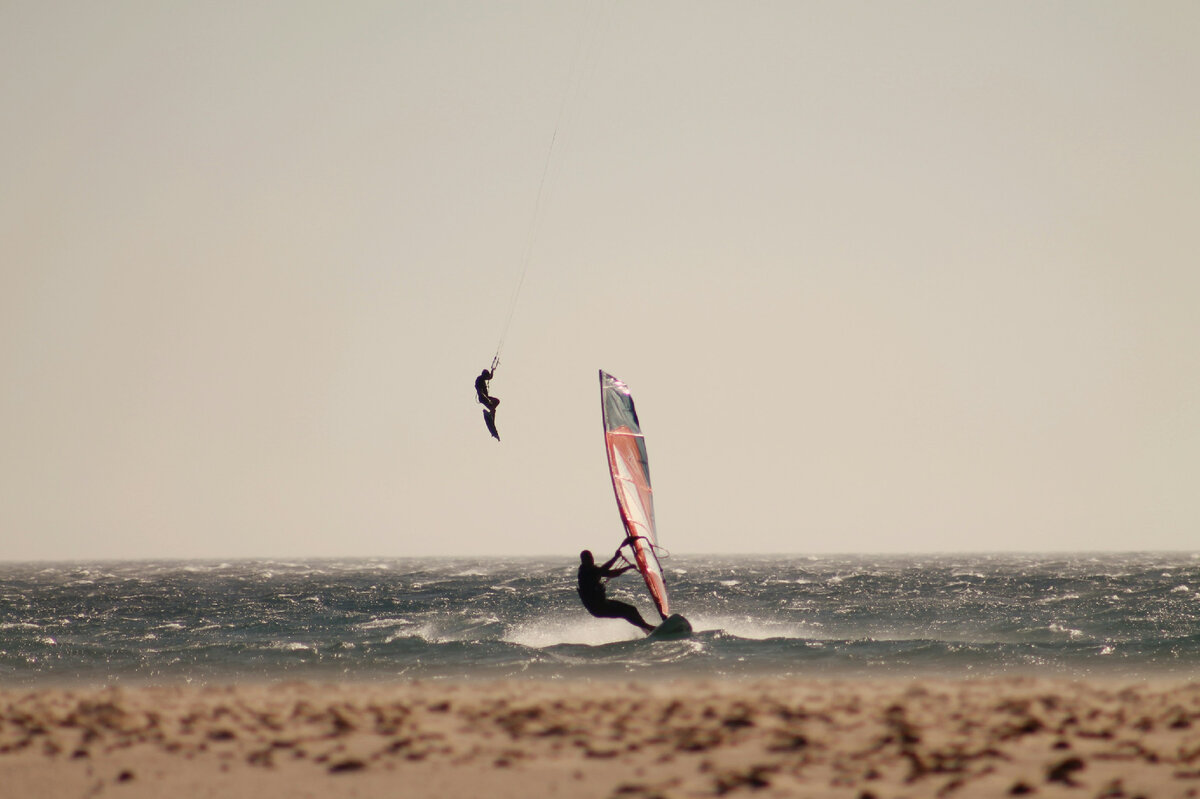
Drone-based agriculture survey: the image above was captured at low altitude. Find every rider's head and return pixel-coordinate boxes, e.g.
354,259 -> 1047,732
480,369 -> 491,379
580,550 -> 594,566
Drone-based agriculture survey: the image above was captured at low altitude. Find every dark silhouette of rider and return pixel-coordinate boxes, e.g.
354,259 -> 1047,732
475,368 -> 500,440
475,369 -> 499,410
577,544 -> 656,633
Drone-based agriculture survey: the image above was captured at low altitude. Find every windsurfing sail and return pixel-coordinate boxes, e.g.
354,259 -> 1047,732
599,370 -> 670,618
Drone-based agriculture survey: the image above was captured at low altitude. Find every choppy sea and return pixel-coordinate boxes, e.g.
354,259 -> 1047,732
2,553 -> 1199,686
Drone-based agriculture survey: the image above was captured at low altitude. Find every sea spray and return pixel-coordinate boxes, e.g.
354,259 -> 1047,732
1,553 -> 1198,685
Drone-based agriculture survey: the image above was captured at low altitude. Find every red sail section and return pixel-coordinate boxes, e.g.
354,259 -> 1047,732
600,371 -> 669,618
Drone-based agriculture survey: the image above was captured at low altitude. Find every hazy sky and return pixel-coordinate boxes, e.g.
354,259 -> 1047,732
3,2 -> 1198,561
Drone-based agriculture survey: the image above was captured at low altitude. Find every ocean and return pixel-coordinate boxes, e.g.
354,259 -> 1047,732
2,553 -> 1198,686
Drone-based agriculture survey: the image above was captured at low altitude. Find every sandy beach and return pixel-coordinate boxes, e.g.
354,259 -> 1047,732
2,677 -> 1199,798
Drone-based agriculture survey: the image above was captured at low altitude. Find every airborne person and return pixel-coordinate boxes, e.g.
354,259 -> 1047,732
475,368 -> 500,441
577,542 -> 656,633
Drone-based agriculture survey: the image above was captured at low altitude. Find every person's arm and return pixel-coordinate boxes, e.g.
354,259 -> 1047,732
601,564 -> 634,578
603,534 -> 644,570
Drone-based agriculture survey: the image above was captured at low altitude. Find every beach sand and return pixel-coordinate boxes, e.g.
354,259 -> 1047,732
3,677 -> 1200,798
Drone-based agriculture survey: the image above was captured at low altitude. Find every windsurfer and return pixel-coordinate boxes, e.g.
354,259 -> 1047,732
577,546 -> 656,633
475,368 -> 500,440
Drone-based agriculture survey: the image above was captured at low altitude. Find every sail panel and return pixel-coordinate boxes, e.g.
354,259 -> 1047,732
599,370 -> 669,618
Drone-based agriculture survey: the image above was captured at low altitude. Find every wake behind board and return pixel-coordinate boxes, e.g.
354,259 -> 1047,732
646,613 -> 692,640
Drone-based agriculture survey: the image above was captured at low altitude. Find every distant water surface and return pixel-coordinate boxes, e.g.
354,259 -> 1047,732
1,553 -> 1198,686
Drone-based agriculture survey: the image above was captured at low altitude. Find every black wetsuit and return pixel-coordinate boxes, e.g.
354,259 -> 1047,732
475,373 -> 499,410
475,370 -> 500,440
577,560 -> 655,633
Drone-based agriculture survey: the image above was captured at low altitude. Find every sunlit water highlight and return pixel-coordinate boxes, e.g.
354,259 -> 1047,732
1,553 -> 1198,685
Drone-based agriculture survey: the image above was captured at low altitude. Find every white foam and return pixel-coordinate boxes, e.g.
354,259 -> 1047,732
404,615 -> 503,644
690,615 -> 811,641
355,617 -> 413,631
1037,593 -> 1081,604
1048,623 -> 1084,639
504,615 -> 643,648
273,641 -> 313,652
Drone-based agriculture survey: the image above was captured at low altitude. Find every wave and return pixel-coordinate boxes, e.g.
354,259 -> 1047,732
2,553 -> 1199,684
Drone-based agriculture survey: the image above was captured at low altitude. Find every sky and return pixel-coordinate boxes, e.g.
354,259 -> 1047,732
2,2 -> 1198,561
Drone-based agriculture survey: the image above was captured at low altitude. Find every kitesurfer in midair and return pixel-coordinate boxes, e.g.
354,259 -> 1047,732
577,541 -> 656,633
475,368 -> 500,441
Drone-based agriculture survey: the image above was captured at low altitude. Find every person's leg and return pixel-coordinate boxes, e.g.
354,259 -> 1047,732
602,599 -> 655,633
